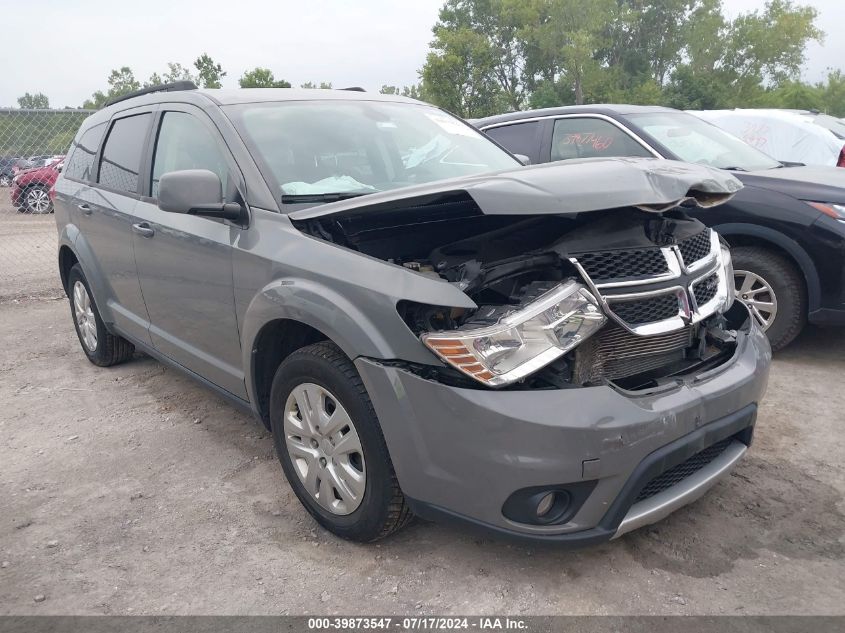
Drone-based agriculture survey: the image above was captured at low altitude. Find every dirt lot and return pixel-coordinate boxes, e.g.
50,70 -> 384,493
0,189 -> 61,302
0,204 -> 843,616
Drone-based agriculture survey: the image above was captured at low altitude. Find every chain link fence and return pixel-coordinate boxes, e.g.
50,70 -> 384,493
0,108 -> 94,301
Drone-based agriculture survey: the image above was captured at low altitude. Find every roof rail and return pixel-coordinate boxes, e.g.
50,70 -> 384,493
104,81 -> 198,107
340,87 -> 366,92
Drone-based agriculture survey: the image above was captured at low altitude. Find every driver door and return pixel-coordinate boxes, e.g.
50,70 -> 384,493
131,105 -> 247,399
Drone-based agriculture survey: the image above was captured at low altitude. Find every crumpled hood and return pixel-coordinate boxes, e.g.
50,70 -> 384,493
288,157 -> 743,220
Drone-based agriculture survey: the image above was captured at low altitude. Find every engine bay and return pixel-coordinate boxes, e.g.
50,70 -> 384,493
292,191 -> 744,390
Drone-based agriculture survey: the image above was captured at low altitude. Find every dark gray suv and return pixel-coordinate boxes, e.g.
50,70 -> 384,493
55,83 -> 770,544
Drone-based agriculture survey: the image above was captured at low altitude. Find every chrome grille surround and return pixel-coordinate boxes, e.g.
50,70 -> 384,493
570,230 -> 729,336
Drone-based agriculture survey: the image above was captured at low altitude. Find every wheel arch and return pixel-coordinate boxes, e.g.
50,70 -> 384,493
58,244 -> 79,295
248,318 -> 332,429
715,223 -> 821,313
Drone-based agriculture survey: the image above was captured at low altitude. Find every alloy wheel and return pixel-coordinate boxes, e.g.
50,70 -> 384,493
0,175 -> 10,187
26,187 -> 52,214
72,281 -> 98,352
283,382 -> 366,515
734,269 -> 778,331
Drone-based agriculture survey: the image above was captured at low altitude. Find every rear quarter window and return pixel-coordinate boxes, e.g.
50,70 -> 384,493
484,121 -> 540,162
64,123 -> 107,182
97,113 -> 152,194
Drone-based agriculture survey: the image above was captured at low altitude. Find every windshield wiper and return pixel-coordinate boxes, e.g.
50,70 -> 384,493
281,192 -> 371,204
720,166 -> 748,172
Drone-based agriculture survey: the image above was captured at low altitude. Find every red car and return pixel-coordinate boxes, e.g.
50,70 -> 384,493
11,156 -> 63,214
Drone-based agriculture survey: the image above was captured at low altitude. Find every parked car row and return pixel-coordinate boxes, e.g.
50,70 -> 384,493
473,105 -> 845,350
2,155 -> 63,213
690,109 -> 845,168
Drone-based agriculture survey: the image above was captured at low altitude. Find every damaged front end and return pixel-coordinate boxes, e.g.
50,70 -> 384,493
290,159 -> 746,392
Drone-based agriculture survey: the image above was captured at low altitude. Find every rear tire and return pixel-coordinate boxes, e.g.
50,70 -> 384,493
732,246 -> 806,351
67,264 -> 135,367
269,341 -> 412,542
24,185 -> 53,214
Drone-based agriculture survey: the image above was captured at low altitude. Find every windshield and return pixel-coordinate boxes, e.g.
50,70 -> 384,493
628,111 -> 782,171
227,101 -> 519,202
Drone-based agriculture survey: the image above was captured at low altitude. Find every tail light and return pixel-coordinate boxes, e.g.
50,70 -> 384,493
838,146 -> 845,168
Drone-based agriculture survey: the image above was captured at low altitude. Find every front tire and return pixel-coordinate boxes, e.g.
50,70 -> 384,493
732,246 -> 806,351
269,341 -> 411,542
67,264 -> 135,366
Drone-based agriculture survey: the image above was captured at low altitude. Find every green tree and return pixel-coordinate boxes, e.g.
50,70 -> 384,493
17,92 -> 50,109
379,85 -> 422,98
238,67 -> 291,88
194,53 -> 226,88
83,67 -> 141,109
162,62 -> 196,84
300,81 -> 333,89
421,26 -> 505,117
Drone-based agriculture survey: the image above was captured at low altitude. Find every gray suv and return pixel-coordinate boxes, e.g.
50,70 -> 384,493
55,83 -> 771,544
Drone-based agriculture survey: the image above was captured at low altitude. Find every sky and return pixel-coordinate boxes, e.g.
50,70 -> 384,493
2,0 -> 843,108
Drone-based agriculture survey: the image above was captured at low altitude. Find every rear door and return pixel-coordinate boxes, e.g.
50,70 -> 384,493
131,104 -> 246,398
74,109 -> 154,345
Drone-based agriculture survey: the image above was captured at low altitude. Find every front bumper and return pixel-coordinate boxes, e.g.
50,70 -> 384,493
355,312 -> 771,544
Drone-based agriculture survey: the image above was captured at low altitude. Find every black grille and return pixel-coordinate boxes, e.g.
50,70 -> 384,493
634,437 -> 734,503
693,273 -> 719,307
574,248 -> 668,282
610,293 -> 679,325
678,230 -> 712,267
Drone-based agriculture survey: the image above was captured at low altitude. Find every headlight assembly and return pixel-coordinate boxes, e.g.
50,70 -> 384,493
421,281 -> 606,387
805,201 -> 845,222
719,241 -> 735,312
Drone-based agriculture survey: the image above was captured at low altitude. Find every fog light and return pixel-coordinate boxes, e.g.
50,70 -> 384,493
536,492 -> 556,517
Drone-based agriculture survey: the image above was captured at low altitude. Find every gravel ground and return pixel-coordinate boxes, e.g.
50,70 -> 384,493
0,189 -> 62,302
0,296 -> 843,616
0,199 -> 843,615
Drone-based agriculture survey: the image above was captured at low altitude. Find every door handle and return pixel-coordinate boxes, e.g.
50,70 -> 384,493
132,222 -> 155,238
77,203 -> 92,216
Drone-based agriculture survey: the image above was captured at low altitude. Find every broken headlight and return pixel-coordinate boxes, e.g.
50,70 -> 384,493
719,241 -> 736,312
421,281 -> 606,387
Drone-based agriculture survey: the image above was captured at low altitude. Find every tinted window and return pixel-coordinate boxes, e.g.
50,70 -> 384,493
151,112 -> 229,198
484,122 -> 539,160
64,123 -> 106,182
551,118 -> 652,161
98,113 -> 151,194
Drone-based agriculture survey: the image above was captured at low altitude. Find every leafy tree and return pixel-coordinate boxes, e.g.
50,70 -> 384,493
83,67 -> 141,109
17,92 -> 50,109
162,62 -> 196,84
421,26 -> 505,117
144,72 -> 164,88
300,81 -> 333,89
194,53 -> 226,88
379,85 -> 422,98
238,68 -> 291,88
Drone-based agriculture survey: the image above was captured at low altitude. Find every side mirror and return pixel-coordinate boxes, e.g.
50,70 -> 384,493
514,153 -> 531,166
158,169 -> 242,221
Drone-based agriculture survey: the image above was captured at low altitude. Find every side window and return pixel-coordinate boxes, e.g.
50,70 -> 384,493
551,118 -> 652,161
97,113 -> 152,194
484,122 -> 540,160
64,123 -> 106,182
151,111 -> 229,198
